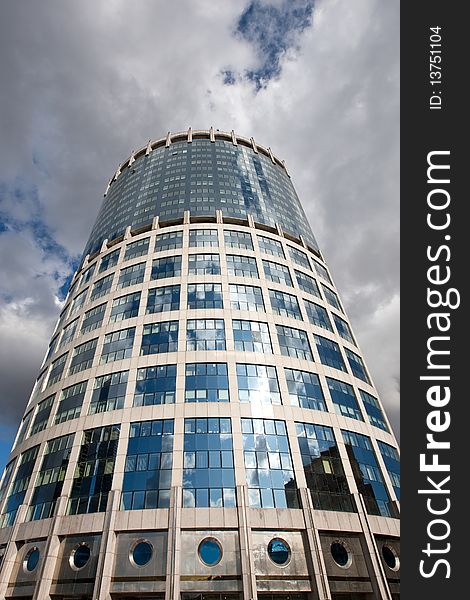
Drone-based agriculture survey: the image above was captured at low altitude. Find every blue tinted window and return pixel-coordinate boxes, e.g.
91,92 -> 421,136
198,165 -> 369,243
117,262 -> 146,289
345,348 -> 370,383
284,369 -> 326,411
269,290 -> 302,320
257,235 -> 284,258
29,395 -> 54,436
313,259 -> 332,283
229,284 -> 264,312
268,539 -> 290,565
141,321 -> 178,355
188,253 -> 220,275
99,248 -> 120,273
224,230 -> 253,249
47,353 -> 68,386
185,363 -> 229,403
101,328 -> 135,363
0,446 -> 39,528
151,255 -> 182,279
55,381 -> 87,424
342,430 -> 396,518
89,371 -> 128,414
233,319 -> 272,353
237,364 -> 280,404
68,425 -> 120,515
131,541 -> 153,566
121,419 -> 174,510
109,292 -> 141,323
242,418 -> 298,509
187,283 -> 223,309
155,231 -> 183,252
296,422 -> 355,512
377,441 -> 400,500
314,335 -> 347,372
263,260 -> 292,287
360,390 -> 389,432
70,338 -> 98,374
295,271 -> 320,297
333,313 -> 355,344
326,377 -> 363,421
321,284 -> 342,311
183,418 -> 236,507
81,303 -> 106,334
288,246 -> 311,270
227,255 -> 258,278
277,325 -> 312,361
134,365 -> 177,406
189,229 -> 219,248
304,299 -> 333,331
91,273 -> 113,301
198,538 -> 222,565
124,237 -> 150,261
146,285 -> 180,313
186,319 -> 225,351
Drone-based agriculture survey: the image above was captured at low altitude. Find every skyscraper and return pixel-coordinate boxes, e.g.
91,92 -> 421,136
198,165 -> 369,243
0,128 -> 400,600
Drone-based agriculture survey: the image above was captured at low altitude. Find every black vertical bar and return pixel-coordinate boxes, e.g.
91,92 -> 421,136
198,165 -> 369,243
401,3 -> 466,598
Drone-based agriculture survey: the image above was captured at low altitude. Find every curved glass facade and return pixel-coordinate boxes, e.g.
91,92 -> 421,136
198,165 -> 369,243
0,130 -> 399,600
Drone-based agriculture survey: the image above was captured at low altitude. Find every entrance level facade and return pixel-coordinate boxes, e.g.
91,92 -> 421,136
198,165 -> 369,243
0,130 -> 399,599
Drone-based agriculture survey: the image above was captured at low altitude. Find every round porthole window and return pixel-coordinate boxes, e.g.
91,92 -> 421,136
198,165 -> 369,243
130,540 -> 153,567
267,538 -> 291,566
198,538 -> 223,566
331,541 -> 351,568
23,547 -> 40,573
382,545 -> 400,571
70,543 -> 91,570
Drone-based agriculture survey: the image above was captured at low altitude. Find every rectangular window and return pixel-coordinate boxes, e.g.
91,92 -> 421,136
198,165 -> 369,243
321,283 -> 342,311
151,255 -> 182,279
47,353 -> 68,386
69,338 -> 98,375
189,228 -> 219,248
124,237 -> 149,261
233,319 -> 272,353
257,235 -> 285,258
68,425 -> 120,515
29,395 -> 54,436
304,300 -> 333,331
237,364 -> 280,404
91,273 -> 114,301
101,328 -> 135,363
263,260 -> 292,286
121,419 -> 174,510
269,289 -> 302,320
99,248 -> 120,273
229,283 -> 264,312
313,259 -> 332,283
345,348 -> 371,383
188,253 -> 220,275
54,381 -> 87,424
333,314 -> 355,344
89,371 -> 128,414
141,321 -> 178,355
69,289 -> 87,317
27,434 -> 74,521
146,284 -> 180,313
15,410 -> 33,445
80,264 -> 95,287
342,430 -> 396,518
117,262 -> 146,289
314,335 -> 347,372
377,441 -> 400,500
183,417 -> 236,508
277,325 -> 313,361
81,302 -> 106,334
134,365 -> 177,406
0,446 -> 39,528
226,255 -> 258,278
187,283 -> 223,309
186,319 -> 225,351
224,230 -> 253,249
326,377 -> 364,421
285,369 -> 326,411
242,418 -> 298,509
295,271 -> 320,298
296,422 -> 355,512
109,292 -> 141,323
155,231 -> 183,252
360,390 -> 389,432
185,363 -> 229,402
59,319 -> 78,349
288,246 -> 311,270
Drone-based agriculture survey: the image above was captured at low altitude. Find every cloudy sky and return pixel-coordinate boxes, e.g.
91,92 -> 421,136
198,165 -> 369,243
0,0 -> 399,471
